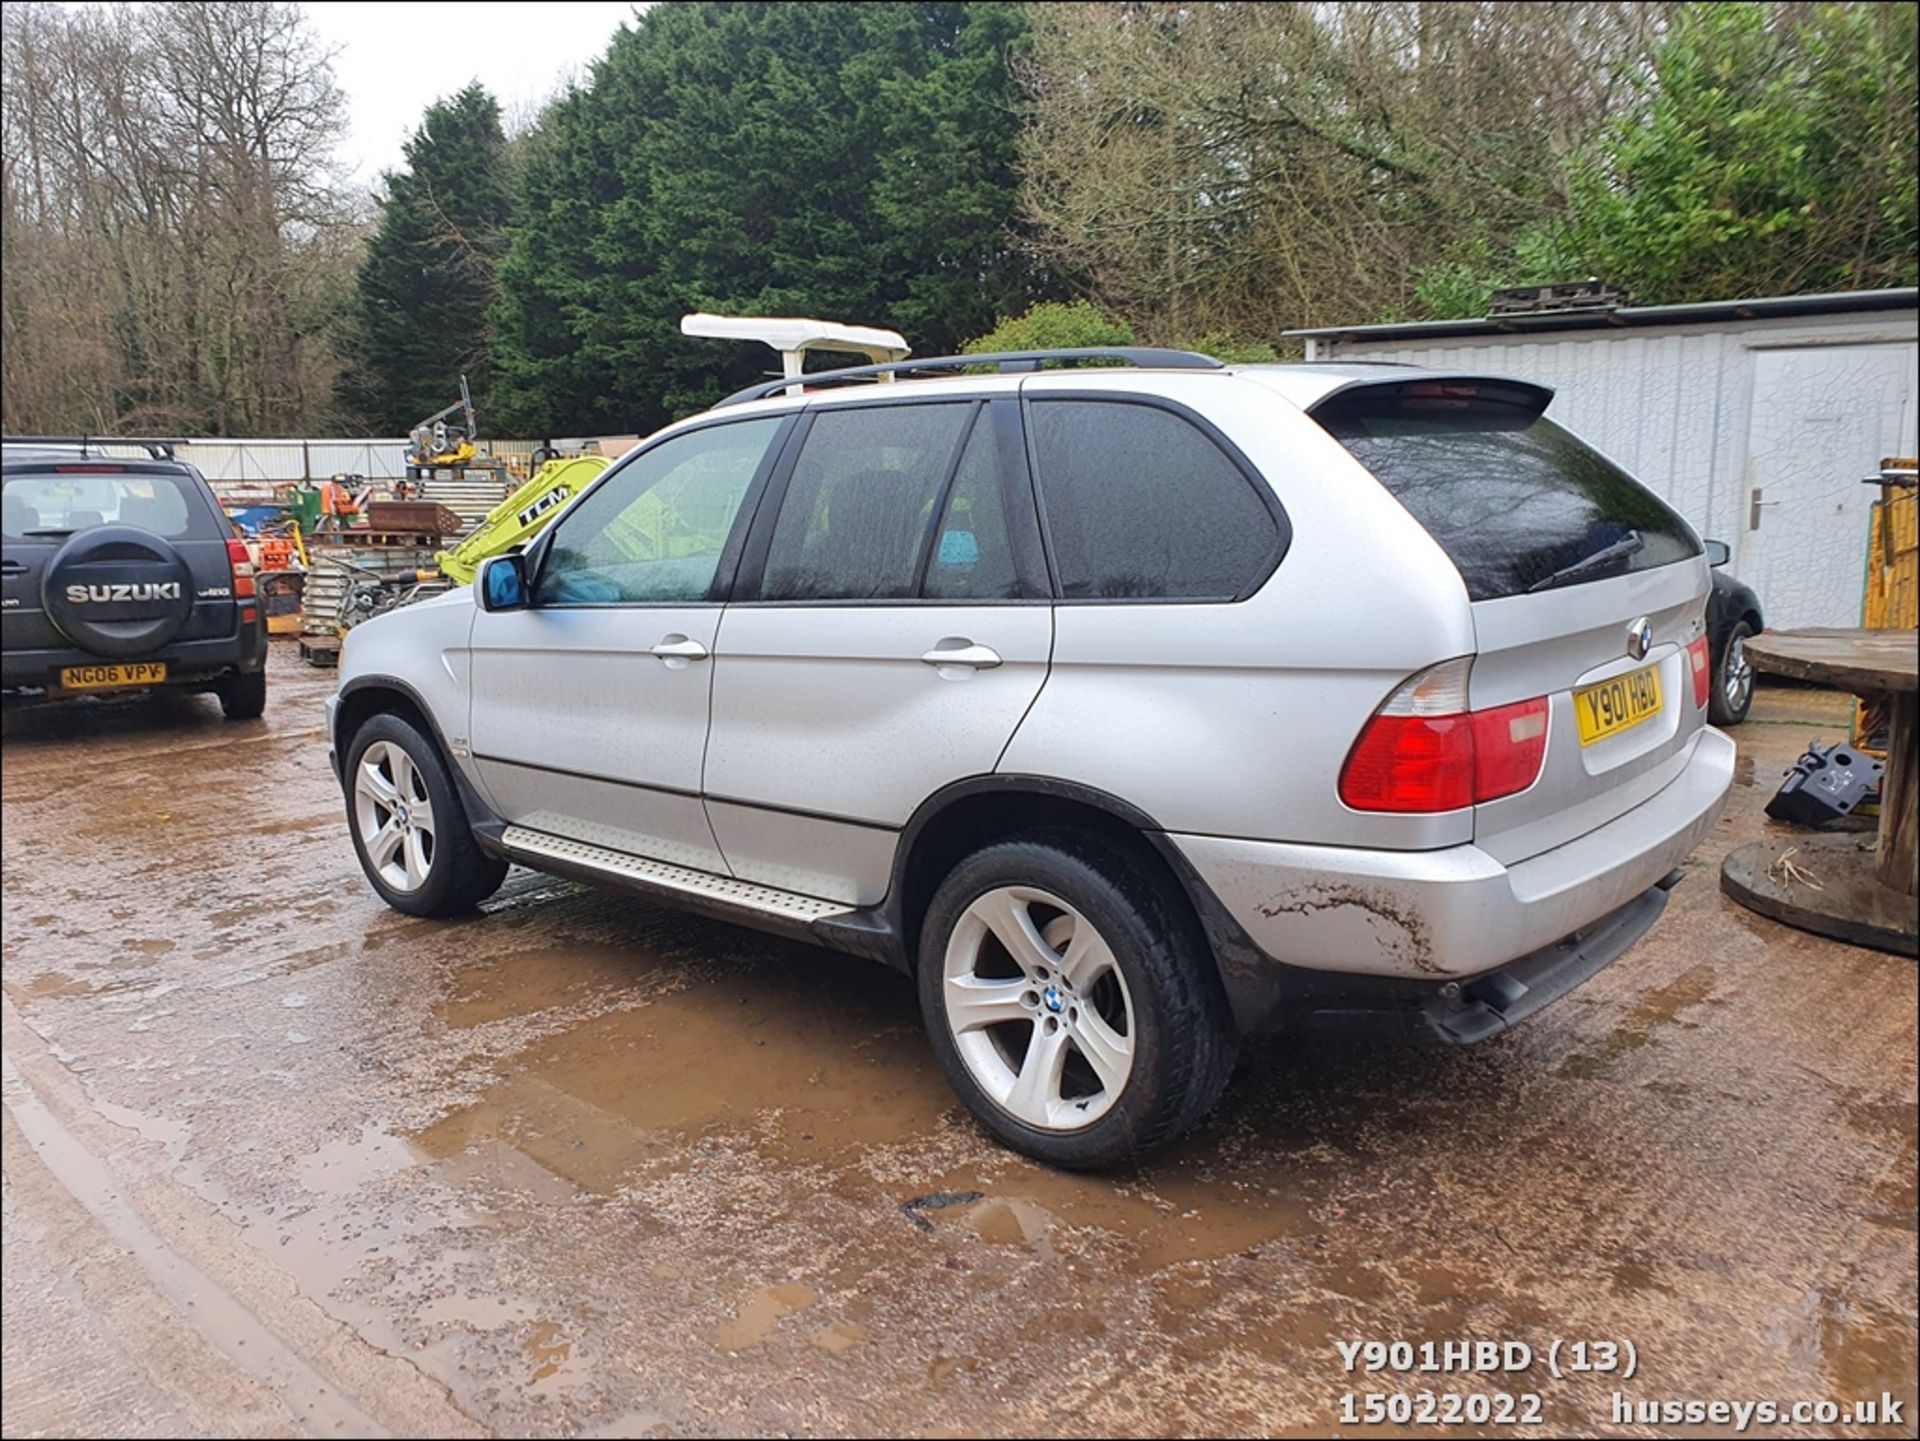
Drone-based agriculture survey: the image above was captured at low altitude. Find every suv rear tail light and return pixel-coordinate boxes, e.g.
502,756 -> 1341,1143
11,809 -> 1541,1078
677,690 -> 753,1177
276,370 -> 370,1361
1469,697 -> 1550,802
1339,659 -> 1549,813
1686,634 -> 1711,709
226,538 -> 256,599
53,463 -> 126,473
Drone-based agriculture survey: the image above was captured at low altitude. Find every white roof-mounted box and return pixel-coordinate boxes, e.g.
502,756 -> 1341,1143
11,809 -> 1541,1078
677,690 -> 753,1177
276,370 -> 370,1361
681,313 -> 910,379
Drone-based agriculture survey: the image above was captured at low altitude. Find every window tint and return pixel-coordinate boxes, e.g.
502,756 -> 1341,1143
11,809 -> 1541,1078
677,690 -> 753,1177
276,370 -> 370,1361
924,416 -> 1021,601
1029,400 -> 1280,600
2,473 -> 200,539
758,403 -> 971,601
535,418 -> 781,604
1313,383 -> 1700,601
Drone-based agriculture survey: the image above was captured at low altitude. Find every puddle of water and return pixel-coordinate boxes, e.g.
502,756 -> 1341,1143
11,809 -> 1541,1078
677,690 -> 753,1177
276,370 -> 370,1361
524,1319 -> 573,1382
435,943 -> 663,1030
6,972 -> 103,1002
966,1196 -> 1050,1250
809,1320 -> 867,1353
297,1123 -> 419,1196
1815,1293 -> 1918,1406
411,960 -> 946,1193
406,943 -> 1335,1278
1558,964 -> 1717,1076
711,1282 -> 817,1351
2,967 -> 159,1005
415,1032 -> 1321,1274
417,1293 -> 531,1329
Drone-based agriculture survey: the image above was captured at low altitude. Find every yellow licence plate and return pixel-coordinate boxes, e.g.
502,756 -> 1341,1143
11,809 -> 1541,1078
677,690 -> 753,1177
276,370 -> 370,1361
59,662 -> 167,691
1574,664 -> 1662,745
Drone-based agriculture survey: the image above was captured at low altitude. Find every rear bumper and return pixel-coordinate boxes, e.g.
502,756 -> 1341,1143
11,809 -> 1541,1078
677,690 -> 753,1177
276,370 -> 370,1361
1260,879 -> 1676,1044
1,626 -> 266,691
1170,725 -> 1733,1005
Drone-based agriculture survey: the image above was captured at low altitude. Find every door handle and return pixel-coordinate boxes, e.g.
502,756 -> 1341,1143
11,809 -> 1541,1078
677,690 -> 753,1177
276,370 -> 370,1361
1749,489 -> 1780,529
0,559 -> 25,577
650,635 -> 709,669
920,640 -> 1002,670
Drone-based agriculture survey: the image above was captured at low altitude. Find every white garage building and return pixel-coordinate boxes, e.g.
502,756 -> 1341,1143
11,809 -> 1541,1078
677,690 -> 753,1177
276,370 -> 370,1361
1285,288 -> 1919,629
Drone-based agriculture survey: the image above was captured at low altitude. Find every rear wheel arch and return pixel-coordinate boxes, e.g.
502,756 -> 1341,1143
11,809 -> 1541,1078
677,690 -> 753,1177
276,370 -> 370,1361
890,777 -> 1256,1004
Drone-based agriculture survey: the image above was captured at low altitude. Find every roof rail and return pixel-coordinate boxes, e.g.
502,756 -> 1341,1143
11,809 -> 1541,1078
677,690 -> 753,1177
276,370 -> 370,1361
1,434 -> 180,460
715,347 -> 1224,408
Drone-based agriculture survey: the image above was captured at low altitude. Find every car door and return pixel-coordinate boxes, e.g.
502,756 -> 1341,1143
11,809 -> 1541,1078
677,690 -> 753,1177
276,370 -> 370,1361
467,413 -> 794,872
703,396 -> 1053,904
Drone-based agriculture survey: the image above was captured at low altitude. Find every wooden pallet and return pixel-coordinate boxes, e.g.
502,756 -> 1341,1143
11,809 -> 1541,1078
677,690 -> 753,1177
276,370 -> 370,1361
312,528 -> 447,548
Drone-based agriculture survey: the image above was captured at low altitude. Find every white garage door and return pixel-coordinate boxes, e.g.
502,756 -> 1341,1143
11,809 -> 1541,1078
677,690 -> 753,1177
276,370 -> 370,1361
1742,343 -> 1918,629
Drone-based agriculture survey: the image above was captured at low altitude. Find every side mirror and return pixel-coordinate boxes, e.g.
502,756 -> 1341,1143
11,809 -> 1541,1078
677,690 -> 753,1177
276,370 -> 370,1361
477,553 -> 529,611
1703,539 -> 1731,568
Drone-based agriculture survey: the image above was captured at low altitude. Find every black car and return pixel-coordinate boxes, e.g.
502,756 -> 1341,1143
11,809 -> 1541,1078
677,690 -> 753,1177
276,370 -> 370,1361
1702,539 -> 1763,725
2,439 -> 267,717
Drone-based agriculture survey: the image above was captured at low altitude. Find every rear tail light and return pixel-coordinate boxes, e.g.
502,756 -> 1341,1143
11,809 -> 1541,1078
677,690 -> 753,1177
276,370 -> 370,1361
226,538 -> 256,600
1470,697 -> 1550,802
1686,634 -> 1711,709
1339,658 -> 1549,813
53,463 -> 127,473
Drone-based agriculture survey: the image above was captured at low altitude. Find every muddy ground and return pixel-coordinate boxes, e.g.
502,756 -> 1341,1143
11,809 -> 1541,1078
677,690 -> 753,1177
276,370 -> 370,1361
2,644 -> 1914,1438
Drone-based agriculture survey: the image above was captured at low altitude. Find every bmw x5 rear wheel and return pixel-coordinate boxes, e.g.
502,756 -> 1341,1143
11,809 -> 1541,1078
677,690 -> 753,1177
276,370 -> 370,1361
917,830 -> 1237,1170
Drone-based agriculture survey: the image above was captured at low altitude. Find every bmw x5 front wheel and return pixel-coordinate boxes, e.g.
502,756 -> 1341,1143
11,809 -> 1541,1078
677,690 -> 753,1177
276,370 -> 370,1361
344,713 -> 506,917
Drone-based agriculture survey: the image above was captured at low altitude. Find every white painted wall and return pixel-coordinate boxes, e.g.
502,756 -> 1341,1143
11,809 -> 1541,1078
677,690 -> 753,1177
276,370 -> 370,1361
1321,308 -> 1920,627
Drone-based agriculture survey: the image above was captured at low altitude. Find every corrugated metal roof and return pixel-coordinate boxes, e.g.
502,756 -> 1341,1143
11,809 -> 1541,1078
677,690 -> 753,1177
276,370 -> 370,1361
1283,286 -> 1919,344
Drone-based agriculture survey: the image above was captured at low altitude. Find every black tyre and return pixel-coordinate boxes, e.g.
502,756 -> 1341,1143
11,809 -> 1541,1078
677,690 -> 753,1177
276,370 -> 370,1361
344,713 -> 507,917
218,669 -> 267,720
1709,619 -> 1756,725
917,829 -> 1238,1170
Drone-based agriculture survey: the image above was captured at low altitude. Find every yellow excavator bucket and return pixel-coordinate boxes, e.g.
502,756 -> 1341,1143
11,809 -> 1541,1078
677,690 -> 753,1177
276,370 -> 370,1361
434,454 -> 611,585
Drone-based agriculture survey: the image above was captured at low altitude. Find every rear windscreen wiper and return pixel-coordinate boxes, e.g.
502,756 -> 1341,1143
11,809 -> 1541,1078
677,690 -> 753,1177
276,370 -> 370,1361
22,527 -> 75,536
1526,529 -> 1644,593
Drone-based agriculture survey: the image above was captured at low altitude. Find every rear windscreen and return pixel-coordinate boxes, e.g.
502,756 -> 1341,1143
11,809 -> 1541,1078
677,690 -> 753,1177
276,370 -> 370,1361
1314,384 -> 1699,601
2,472 -> 207,540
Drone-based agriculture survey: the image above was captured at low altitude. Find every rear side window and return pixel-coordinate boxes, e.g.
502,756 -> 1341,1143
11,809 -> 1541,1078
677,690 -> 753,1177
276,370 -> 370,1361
923,416 -> 1022,601
2,472 -> 203,539
1028,400 -> 1281,600
758,403 -> 972,601
1313,383 -> 1700,601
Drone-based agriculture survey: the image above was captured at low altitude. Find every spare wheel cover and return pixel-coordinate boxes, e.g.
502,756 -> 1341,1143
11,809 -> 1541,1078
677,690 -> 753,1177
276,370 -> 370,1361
42,524 -> 197,658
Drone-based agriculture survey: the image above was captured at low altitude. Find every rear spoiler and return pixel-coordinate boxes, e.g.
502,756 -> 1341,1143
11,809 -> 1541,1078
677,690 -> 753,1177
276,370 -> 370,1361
1306,375 -> 1554,418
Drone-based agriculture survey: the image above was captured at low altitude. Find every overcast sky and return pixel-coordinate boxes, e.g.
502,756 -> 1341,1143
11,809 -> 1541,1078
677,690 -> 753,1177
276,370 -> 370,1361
302,1 -> 645,186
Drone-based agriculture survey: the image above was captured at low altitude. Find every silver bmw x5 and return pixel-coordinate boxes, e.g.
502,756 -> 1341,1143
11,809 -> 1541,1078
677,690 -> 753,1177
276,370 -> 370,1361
329,348 -> 1734,1168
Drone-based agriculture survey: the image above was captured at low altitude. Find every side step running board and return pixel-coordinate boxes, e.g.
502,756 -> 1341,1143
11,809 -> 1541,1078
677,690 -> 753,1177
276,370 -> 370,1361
499,825 -> 854,922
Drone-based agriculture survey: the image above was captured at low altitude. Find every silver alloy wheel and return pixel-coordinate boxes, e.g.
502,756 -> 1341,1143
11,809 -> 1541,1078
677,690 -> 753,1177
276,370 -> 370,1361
1726,633 -> 1753,711
354,739 -> 436,893
943,885 -> 1136,1131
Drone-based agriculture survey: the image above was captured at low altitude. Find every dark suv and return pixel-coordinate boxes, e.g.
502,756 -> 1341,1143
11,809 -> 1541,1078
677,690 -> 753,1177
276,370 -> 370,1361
2,439 -> 267,718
